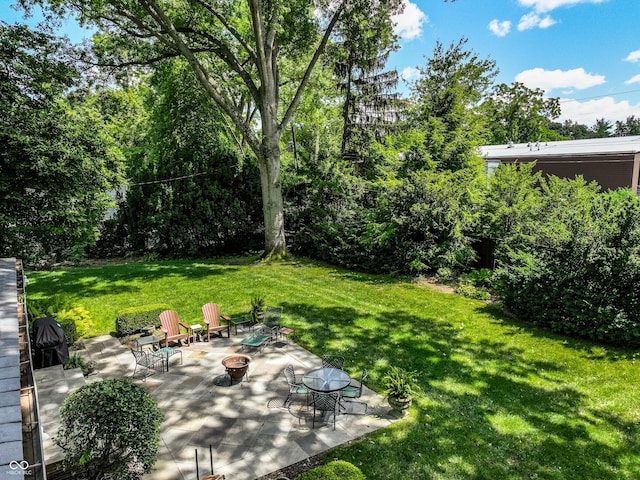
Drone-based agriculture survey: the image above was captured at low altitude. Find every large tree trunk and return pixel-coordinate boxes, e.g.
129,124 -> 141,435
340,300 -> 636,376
258,70 -> 287,258
258,136 -> 286,258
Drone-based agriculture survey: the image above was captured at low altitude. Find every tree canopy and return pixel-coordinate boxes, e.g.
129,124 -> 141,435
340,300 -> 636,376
0,22 -> 123,263
21,0 -> 408,258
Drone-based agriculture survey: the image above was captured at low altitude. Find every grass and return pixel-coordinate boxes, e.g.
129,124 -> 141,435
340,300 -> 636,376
26,256 -> 640,479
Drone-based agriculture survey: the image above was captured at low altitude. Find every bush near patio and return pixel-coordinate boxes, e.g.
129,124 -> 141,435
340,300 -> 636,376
294,460 -> 365,480
115,303 -> 171,337
55,378 -> 162,480
26,258 -> 640,479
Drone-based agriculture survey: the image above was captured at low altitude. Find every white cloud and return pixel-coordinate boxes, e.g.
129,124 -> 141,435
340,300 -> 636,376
517,12 -> 557,30
624,50 -> 640,63
488,19 -> 511,37
392,0 -> 428,41
559,96 -> 640,124
625,74 -> 640,86
515,67 -> 606,91
400,67 -> 421,82
518,0 -> 607,14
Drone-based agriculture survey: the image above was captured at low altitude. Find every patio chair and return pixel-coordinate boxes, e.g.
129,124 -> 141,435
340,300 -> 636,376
283,365 -> 310,406
322,354 -> 345,370
159,310 -> 191,348
130,348 -> 164,381
311,391 -> 340,430
340,368 -> 368,413
202,303 -> 231,341
264,306 -> 282,332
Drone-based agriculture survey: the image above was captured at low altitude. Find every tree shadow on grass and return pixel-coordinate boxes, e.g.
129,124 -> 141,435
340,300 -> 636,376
27,260 -> 235,299
478,303 -> 640,362
282,302 -> 640,479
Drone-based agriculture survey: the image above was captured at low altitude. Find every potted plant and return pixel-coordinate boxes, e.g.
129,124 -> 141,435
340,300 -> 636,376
382,366 -> 419,413
249,295 -> 265,324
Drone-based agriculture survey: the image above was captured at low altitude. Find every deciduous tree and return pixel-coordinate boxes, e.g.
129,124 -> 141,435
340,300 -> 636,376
22,0 -> 406,258
483,81 -> 561,144
0,23 -> 123,263
410,38 -> 497,171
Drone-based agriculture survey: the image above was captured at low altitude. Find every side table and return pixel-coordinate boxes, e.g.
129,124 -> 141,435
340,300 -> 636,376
190,324 -> 202,342
230,316 -> 253,335
279,327 -> 294,344
136,335 -> 159,351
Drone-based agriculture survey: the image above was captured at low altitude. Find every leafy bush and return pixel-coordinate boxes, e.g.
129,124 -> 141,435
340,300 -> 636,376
295,460 -> 365,480
115,304 -> 170,337
492,175 -> 640,346
64,353 -> 88,374
55,378 -> 162,480
463,268 -> 494,289
456,284 -> 491,301
27,296 -> 86,345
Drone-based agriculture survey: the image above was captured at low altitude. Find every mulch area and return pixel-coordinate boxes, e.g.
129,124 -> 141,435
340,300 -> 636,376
256,454 -> 325,480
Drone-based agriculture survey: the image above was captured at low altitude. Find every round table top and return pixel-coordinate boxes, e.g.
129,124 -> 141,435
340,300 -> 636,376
302,367 -> 351,392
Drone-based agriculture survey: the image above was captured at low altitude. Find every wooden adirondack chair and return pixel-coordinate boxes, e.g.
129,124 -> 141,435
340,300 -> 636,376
159,310 -> 190,348
202,303 -> 231,341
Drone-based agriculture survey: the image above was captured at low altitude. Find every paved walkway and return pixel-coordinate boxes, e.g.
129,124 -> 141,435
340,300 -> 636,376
36,329 -> 399,479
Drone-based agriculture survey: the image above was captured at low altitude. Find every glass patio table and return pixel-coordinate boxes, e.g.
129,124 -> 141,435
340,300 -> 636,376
302,367 -> 351,393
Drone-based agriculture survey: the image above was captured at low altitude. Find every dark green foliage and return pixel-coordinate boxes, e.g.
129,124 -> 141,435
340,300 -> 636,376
59,317 -> 79,346
27,295 -> 81,345
295,460 -> 366,480
371,168 -> 480,274
0,24 -> 123,265
64,353 -> 88,374
115,304 -> 170,337
491,168 -> 640,346
122,59 -> 263,257
55,378 -> 162,480
410,38 -> 497,171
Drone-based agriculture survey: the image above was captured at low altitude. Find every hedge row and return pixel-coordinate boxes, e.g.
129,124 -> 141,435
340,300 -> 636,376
115,304 -> 171,337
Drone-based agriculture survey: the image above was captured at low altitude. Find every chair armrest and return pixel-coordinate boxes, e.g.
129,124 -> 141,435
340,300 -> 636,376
179,322 -> 191,331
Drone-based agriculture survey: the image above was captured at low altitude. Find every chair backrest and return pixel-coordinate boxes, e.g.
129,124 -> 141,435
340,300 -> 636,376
322,354 -> 344,370
131,348 -> 152,367
283,365 -> 297,386
264,306 -> 282,328
159,310 -> 180,336
313,391 -> 339,412
202,303 -> 222,327
357,368 -> 368,396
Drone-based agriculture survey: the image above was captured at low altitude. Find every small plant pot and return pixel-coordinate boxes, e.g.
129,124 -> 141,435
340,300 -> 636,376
388,396 -> 412,412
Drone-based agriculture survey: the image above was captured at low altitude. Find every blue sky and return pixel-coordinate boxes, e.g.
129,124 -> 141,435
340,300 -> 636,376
2,0 -> 639,126
389,0 -> 640,125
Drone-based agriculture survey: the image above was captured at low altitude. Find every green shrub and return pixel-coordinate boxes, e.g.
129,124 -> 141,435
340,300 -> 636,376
64,353 -> 88,374
115,304 -> 171,337
27,296 -> 87,345
56,378 -> 162,480
27,295 -> 74,322
463,268 -> 494,289
456,284 -> 491,301
295,460 -> 366,480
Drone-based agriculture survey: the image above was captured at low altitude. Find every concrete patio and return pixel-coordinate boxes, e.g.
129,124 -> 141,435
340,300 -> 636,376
35,328 -> 400,479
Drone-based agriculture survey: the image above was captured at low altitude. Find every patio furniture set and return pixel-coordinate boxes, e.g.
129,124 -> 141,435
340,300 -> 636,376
131,303 -> 292,381
284,354 -> 369,430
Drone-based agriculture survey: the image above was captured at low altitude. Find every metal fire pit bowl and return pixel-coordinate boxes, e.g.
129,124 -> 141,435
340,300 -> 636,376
222,354 -> 251,379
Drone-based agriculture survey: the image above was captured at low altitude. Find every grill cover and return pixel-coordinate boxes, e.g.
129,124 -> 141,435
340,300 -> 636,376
33,316 -> 70,368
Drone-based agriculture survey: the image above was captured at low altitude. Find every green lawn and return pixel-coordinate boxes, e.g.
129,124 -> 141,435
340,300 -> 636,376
27,257 -> 640,479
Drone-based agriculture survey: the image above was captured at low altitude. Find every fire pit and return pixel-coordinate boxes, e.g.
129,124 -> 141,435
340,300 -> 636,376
222,354 -> 251,380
